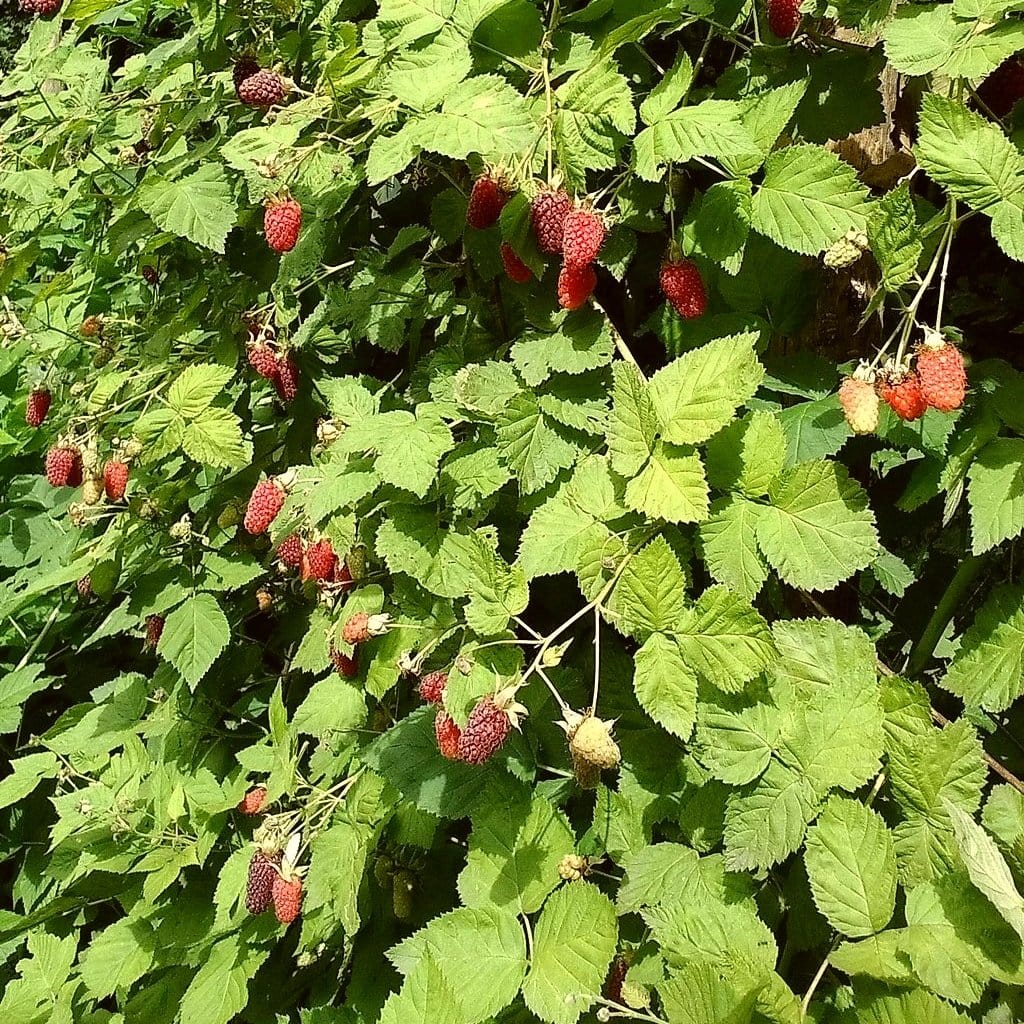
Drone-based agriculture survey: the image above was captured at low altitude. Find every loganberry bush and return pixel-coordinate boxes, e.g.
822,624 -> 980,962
5,0 -> 1024,1022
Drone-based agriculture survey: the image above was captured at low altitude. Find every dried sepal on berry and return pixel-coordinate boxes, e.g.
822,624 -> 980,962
341,611 -> 391,645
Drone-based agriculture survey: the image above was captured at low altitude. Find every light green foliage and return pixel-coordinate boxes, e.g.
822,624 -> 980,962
2,2 -> 1024,1023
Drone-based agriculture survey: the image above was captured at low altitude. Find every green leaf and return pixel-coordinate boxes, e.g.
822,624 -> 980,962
0,664 -> 48,734
751,145 -> 871,256
698,497 -> 770,601
609,535 -> 688,637
456,531 -> 529,635
178,936 -> 265,1024
136,164 -> 238,253
180,407 -> 248,469
510,311 -> 615,387
693,179 -> 753,268
804,796 -> 897,938
724,761 -> 819,872
303,820 -> 369,937
634,632 -> 699,740
869,183 -> 922,292
706,411 -> 786,498
674,585 -> 775,693
79,918 -> 156,999
657,960 -> 764,1024
158,593 -> 231,689
496,393 -> 579,494
967,438 -> 1024,554
915,94 -> 1024,214
607,360 -> 658,477
624,442 -> 710,524
941,584 -> 1024,713
166,363 -> 234,419
293,679 -> 366,739
696,702 -> 780,785
387,907 -> 527,1021
458,795 -> 574,914
946,802 -> 1024,943
649,333 -> 765,445
756,460 -> 879,591
521,883 -> 618,1024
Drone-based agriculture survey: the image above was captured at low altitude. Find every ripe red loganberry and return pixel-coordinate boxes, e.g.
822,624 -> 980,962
26,388 -> 51,427
277,533 -> 304,570
531,186 -> 573,254
335,560 -> 354,590
435,709 -> 463,760
562,207 -> 606,267
244,478 -> 286,535
500,243 -> 533,284
19,0 -> 62,16
272,874 -> 303,924
466,174 -> 512,230
247,342 -> 280,381
977,56 -> 1024,118
301,538 -> 338,582
660,258 -> 707,319
342,611 -> 370,645
767,0 -> 801,38
273,352 -> 300,402
605,957 -> 629,1003
458,697 -> 512,765
331,643 -> 359,678
245,850 -> 279,914
419,671 -> 448,704
233,56 -> 261,94
557,263 -> 597,311
238,786 -> 268,816
916,341 -> 967,413
145,614 -> 165,650
264,198 -> 302,254
141,264 -> 159,285
77,575 -> 93,598
45,445 -> 83,487
237,68 -> 285,108
103,460 -> 129,501
879,371 -> 928,422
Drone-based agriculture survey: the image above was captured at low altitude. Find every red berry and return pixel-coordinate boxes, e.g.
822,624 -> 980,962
244,478 -> 286,535
245,850 -> 279,914
145,614 -> 165,650
238,786 -> 268,816
103,460 -> 129,501
237,68 -> 285,108
26,388 -> 51,427
562,207 -> 605,267
301,538 -> 338,582
531,186 -> 573,255
19,0 -> 62,16
342,611 -> 370,645
767,0 -> 801,38
500,243 -> 533,283
247,342 -> 279,381
331,643 -> 359,678
557,263 -> 597,311
977,56 -> 1024,117
272,874 -> 303,924
335,560 -> 354,590
277,533 -> 304,569
419,671 -> 448,704
660,258 -> 707,319
916,342 -> 967,413
77,575 -> 92,598
273,352 -> 299,402
458,697 -> 512,765
233,56 -> 261,94
605,957 -> 629,1003
141,265 -> 159,285
466,174 -> 512,230
80,315 -> 103,337
264,198 -> 301,254
45,445 -> 83,487
879,371 -> 928,422
435,709 -> 462,760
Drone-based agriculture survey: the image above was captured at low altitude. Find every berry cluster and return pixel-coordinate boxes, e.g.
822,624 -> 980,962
421,674 -> 526,766
838,337 -> 967,432
247,339 -> 300,402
